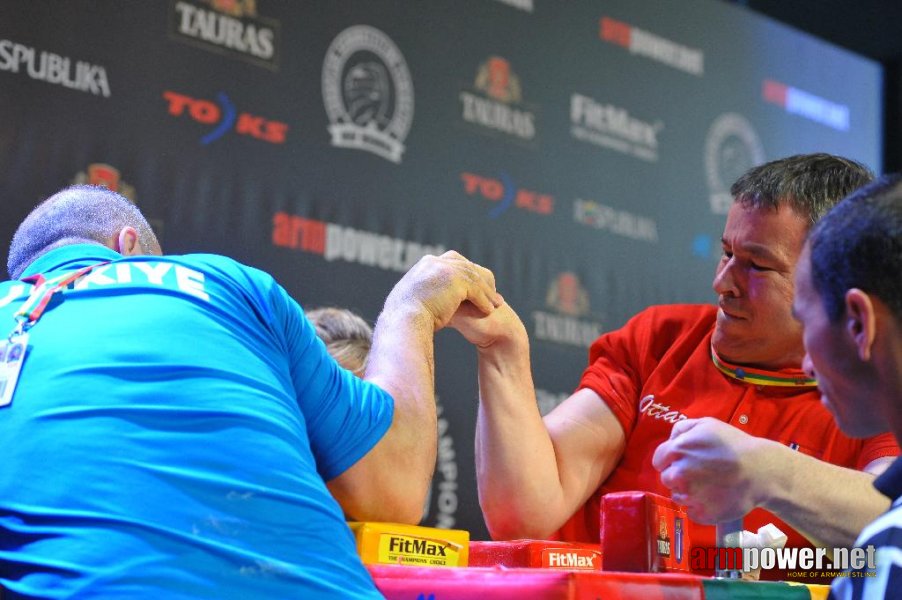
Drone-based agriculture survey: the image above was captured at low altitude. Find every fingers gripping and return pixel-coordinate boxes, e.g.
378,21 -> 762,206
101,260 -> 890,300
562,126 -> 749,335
406,252 -> 501,329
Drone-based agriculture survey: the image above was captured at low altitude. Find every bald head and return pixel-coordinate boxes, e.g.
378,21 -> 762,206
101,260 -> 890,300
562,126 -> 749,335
7,185 -> 162,279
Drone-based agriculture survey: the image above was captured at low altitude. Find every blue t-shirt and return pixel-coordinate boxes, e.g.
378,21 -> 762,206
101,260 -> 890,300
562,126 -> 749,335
0,244 -> 394,599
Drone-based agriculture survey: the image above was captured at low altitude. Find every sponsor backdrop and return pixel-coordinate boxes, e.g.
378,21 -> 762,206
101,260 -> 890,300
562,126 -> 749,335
0,0 -> 882,539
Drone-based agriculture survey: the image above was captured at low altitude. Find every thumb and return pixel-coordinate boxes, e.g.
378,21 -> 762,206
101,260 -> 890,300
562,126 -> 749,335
669,417 -> 701,441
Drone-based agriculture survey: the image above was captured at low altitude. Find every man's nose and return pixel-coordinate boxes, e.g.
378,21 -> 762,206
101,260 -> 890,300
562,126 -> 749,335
713,258 -> 740,297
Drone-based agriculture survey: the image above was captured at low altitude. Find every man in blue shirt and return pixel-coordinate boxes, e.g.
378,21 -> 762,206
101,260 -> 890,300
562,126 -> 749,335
0,185 -> 503,598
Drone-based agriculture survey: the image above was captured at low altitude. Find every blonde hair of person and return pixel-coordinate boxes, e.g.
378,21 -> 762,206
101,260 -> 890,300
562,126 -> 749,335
306,307 -> 373,378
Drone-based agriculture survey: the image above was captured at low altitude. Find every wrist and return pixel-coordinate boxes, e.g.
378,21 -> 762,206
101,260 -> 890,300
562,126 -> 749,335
476,318 -> 529,365
378,298 -> 435,333
755,439 -> 794,513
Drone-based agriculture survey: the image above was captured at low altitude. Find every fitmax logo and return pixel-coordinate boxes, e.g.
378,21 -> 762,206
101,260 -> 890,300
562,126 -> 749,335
163,90 -> 288,144
388,537 -> 448,556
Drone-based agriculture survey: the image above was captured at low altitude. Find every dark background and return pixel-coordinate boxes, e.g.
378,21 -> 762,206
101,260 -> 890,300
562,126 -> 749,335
740,0 -> 902,170
0,0 -> 891,540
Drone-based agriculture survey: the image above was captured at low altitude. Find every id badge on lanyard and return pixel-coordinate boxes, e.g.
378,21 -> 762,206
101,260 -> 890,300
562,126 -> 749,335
0,330 -> 28,408
0,261 -> 108,408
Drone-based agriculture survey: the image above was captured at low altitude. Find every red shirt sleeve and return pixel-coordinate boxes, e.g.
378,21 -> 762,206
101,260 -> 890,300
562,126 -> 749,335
576,305 -> 715,440
857,432 -> 901,470
577,313 -> 646,439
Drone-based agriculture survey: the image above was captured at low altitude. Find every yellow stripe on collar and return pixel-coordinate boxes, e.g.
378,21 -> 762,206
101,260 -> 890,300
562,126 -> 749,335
710,345 -> 817,387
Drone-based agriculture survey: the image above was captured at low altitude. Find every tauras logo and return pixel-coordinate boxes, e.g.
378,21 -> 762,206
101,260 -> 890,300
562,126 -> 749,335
72,165 -> 164,242
0,39 -> 110,97
533,311 -> 601,348
639,394 -> 688,424
73,164 -> 136,201
388,536 -> 448,556
170,0 -> 280,70
657,518 -> 672,558
533,272 -> 603,348
460,56 -> 536,141
460,91 -> 535,139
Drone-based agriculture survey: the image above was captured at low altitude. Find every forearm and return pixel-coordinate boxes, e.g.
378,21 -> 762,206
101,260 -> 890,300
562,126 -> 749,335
359,302 -> 438,522
331,251 -> 501,522
759,443 -> 890,548
475,331 -> 568,539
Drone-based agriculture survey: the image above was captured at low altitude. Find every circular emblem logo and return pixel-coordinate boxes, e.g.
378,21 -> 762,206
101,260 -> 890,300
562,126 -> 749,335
322,25 -> 414,163
704,113 -> 765,214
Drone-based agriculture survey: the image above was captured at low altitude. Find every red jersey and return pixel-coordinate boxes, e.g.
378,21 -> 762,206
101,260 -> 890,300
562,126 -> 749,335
559,304 -> 899,581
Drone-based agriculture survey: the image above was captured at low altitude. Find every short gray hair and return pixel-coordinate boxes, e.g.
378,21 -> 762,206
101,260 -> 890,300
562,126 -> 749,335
7,185 -> 160,279
730,153 -> 874,227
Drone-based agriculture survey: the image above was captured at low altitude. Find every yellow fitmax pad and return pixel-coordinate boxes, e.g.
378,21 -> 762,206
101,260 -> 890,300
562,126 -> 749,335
348,522 -> 470,567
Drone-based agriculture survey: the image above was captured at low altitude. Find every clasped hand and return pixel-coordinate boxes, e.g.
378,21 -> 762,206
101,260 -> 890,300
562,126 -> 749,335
652,417 -> 776,523
388,251 -> 503,329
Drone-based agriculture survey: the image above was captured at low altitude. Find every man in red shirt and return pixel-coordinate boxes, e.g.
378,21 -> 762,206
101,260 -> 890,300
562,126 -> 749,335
452,154 -> 899,581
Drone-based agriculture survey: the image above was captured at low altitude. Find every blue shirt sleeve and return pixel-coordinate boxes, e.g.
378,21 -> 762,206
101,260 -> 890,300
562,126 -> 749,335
256,269 -> 395,481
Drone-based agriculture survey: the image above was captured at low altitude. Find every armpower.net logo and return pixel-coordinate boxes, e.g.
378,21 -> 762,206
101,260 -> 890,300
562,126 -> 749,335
694,545 -> 878,578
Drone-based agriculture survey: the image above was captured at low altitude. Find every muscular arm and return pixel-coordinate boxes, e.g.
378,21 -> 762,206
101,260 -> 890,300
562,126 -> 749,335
459,304 -> 627,539
654,418 -> 893,548
760,449 -> 892,548
327,252 -> 501,524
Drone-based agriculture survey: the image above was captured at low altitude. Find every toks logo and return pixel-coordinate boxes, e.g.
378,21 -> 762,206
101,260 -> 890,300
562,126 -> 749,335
163,90 -> 288,144
460,56 -> 536,141
460,172 -> 553,217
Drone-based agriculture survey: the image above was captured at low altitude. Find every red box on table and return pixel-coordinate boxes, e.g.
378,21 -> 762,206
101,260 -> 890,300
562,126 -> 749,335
469,539 -> 602,570
599,491 -> 692,573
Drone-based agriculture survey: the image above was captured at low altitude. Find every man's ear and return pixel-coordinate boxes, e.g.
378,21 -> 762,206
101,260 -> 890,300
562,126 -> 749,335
113,226 -> 141,256
844,289 -> 876,362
